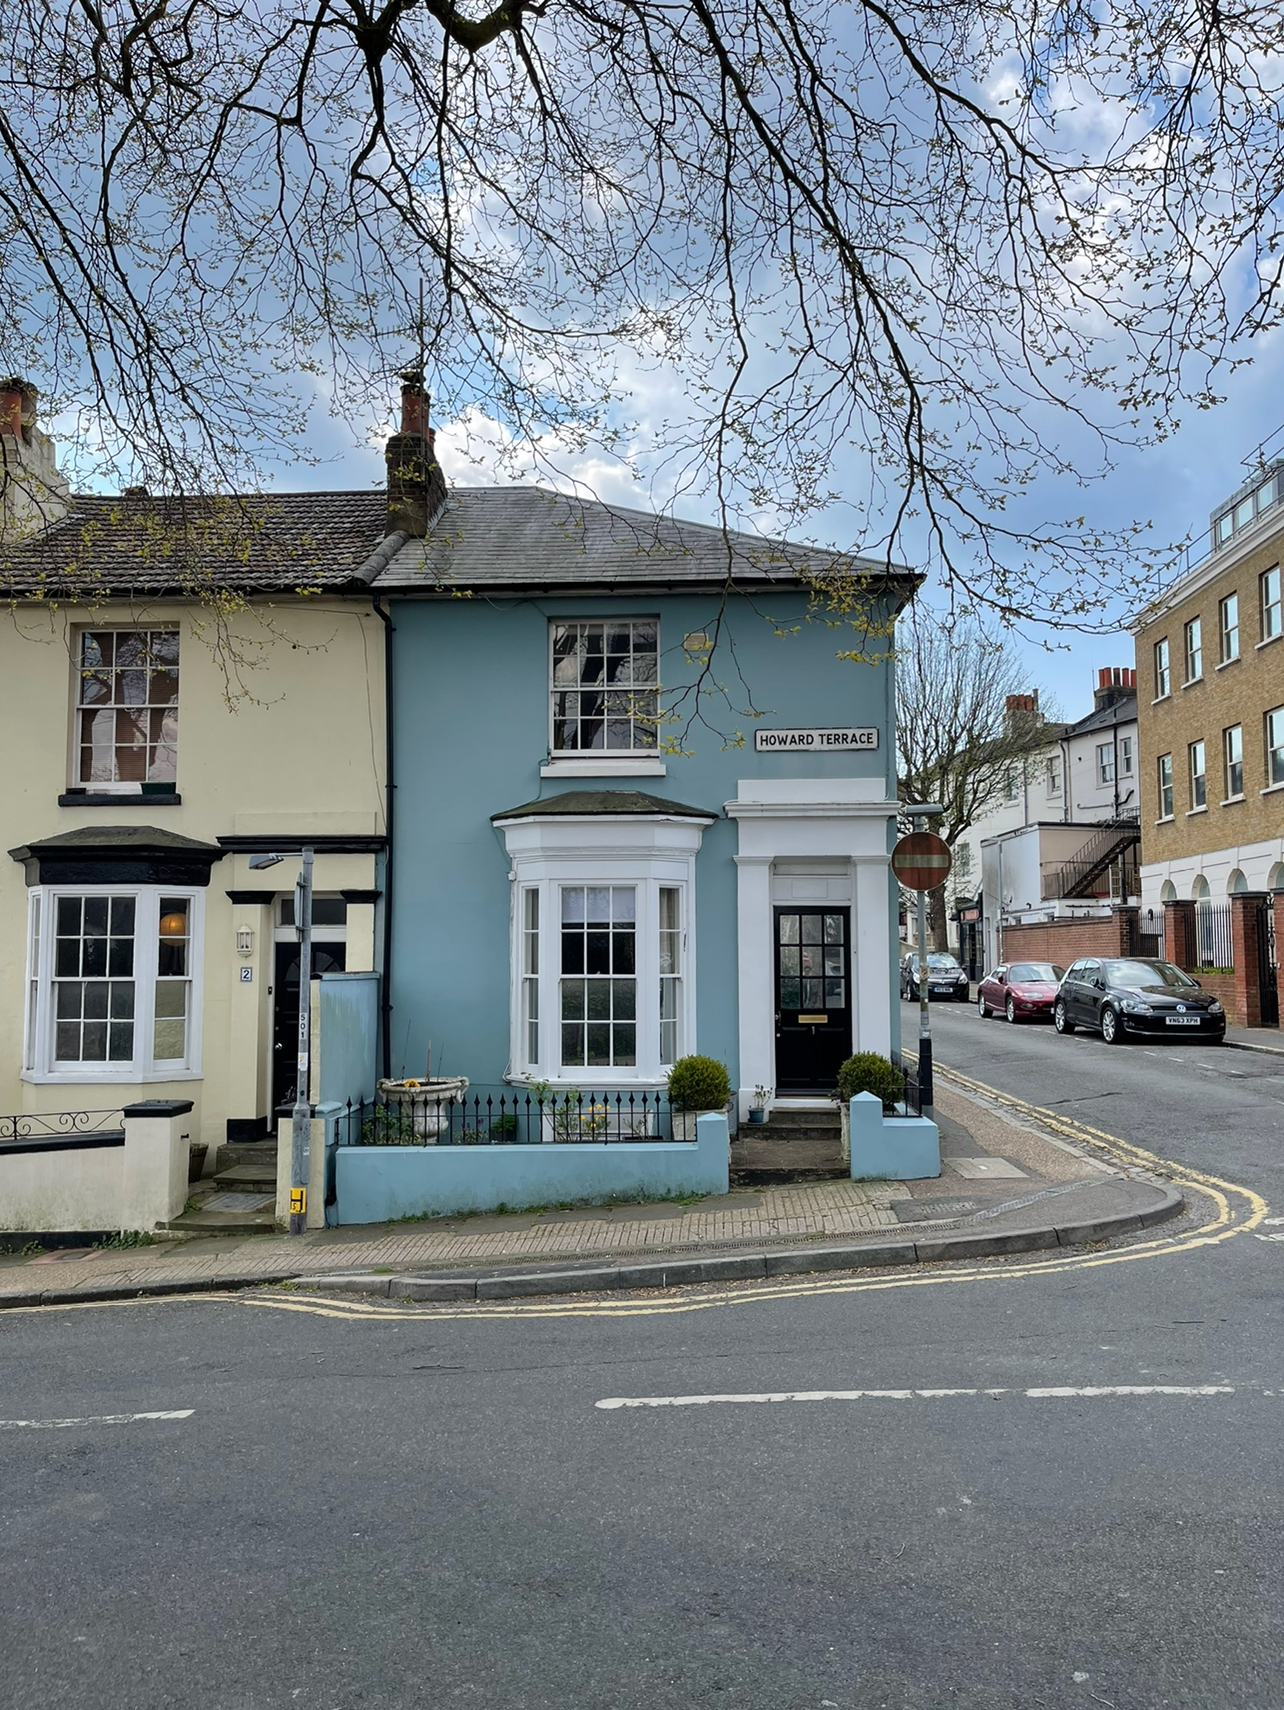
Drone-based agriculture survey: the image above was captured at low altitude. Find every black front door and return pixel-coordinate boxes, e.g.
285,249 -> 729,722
272,940 -> 346,1114
774,907 -> 853,1092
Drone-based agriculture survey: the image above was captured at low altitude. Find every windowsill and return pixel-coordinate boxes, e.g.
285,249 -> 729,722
1215,656 -> 1240,671
540,755 -> 666,778
1256,633 -> 1282,651
21,1068 -> 202,1085
1261,781 -> 1284,797
59,791 -> 182,807
1220,794 -> 1246,806
1186,805 -> 1208,816
1155,815 -> 1175,825
1151,693 -> 1171,706
1181,676 -> 1204,689
503,1072 -> 669,1090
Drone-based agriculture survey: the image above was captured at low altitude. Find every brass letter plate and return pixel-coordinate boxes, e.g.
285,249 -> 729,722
798,1013 -> 828,1024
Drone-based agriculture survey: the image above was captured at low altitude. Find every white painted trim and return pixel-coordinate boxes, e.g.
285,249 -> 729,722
497,814 -> 705,1086
22,883 -> 205,1083
726,800 -> 898,819
540,756 -> 667,777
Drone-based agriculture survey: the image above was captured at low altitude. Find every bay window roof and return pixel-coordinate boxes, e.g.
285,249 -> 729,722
491,789 -> 717,823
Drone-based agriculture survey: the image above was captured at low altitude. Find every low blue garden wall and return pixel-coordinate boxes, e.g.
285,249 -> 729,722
848,1091 -> 940,1181
334,1112 -> 730,1224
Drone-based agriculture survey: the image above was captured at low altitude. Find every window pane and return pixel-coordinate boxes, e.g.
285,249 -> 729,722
74,629 -> 179,784
550,620 -> 659,751
780,978 -> 801,1007
803,979 -> 825,1008
824,979 -> 845,1006
801,915 -> 823,944
824,914 -> 844,942
780,945 -> 800,976
778,915 -> 799,944
561,1024 -> 585,1065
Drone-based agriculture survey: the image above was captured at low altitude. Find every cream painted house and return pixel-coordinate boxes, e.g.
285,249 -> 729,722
0,384 -> 398,1166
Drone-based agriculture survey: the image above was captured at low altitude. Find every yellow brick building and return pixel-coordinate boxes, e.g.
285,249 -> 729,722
1132,463 -> 1284,910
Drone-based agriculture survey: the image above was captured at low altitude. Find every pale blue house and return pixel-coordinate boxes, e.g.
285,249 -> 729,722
369,403 -> 917,1117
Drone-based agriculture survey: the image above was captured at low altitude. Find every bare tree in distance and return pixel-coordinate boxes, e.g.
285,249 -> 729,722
896,609 -> 1057,949
1,0 -> 1283,630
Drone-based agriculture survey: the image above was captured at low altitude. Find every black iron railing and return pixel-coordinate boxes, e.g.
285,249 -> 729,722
886,1058 -> 922,1119
342,1089 -> 678,1146
0,1109 -> 125,1146
1195,902 -> 1235,970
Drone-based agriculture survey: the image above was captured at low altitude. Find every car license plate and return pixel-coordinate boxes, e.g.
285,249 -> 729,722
1166,1015 -> 1200,1026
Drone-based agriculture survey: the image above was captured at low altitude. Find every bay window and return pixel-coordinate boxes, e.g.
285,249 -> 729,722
24,886 -> 201,1080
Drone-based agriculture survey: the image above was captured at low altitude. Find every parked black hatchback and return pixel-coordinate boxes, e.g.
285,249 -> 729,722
1054,957 -> 1225,1045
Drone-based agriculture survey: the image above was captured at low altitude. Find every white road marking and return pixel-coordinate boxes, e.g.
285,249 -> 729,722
0,1409 -> 193,1431
596,1386 -> 1237,1409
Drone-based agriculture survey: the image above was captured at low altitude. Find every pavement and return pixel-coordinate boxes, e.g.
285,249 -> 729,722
0,1077 -> 1181,1308
1,1010 -> 1278,1709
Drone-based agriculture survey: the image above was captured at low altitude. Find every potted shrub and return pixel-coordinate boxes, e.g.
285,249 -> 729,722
376,1074 -> 470,1141
749,1085 -> 772,1125
667,1054 -> 732,1141
834,1053 -> 905,1162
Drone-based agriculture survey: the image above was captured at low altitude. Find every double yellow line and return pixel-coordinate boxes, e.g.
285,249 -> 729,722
241,1069 -> 1269,1323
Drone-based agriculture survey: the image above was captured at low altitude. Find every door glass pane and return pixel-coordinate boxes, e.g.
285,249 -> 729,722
824,914 -> 844,943
778,915 -> 799,944
801,915 -> 823,944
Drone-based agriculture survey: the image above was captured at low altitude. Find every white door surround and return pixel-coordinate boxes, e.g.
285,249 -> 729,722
725,778 -> 898,1117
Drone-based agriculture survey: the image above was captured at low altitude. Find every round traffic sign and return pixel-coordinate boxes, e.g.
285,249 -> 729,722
891,830 -> 952,891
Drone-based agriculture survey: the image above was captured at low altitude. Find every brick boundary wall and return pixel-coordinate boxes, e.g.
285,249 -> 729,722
998,907 -> 1138,967
1164,894 -> 1280,1029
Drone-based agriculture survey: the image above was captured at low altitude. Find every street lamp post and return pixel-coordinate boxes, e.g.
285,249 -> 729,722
248,846 -> 313,1235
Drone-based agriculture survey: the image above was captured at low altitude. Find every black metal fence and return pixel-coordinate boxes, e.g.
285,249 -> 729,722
891,1058 -> 923,1118
1195,902 -> 1235,970
342,1088 -> 679,1146
0,1109 -> 125,1146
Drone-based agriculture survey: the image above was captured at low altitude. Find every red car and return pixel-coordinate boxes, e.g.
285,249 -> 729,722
977,961 -> 1066,1023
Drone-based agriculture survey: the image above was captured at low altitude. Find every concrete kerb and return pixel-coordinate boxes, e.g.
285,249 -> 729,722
0,1186 -> 1187,1310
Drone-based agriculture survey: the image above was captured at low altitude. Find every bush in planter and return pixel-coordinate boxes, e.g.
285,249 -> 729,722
835,1052 -> 905,1113
667,1054 -> 732,1111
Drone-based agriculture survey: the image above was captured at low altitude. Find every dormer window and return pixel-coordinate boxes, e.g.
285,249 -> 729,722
1214,472 -> 1280,550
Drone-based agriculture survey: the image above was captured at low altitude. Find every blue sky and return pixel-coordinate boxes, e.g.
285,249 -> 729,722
270,337 -> 1284,731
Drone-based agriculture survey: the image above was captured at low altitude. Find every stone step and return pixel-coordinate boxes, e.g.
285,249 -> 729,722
212,1165 -> 277,1193
761,1111 -> 840,1135
731,1135 -> 847,1184
214,1140 -> 279,1176
163,1207 -> 278,1235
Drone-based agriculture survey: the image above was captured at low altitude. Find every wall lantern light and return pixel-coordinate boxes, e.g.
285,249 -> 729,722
236,926 -> 255,957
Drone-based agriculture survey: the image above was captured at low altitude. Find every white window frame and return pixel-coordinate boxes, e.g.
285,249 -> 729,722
1118,734 -> 1134,777
1220,593 -> 1239,663
72,626 -> 180,793
1262,568 -> 1282,642
1183,616 -> 1202,683
498,812 -> 707,1088
1096,743 -> 1115,786
547,617 -> 661,757
1267,708 -> 1284,789
22,884 -> 204,1083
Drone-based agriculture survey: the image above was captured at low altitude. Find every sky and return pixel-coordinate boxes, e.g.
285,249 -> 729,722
268,338 -> 1284,733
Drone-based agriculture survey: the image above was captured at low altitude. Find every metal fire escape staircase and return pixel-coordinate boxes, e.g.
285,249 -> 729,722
1043,816 -> 1141,901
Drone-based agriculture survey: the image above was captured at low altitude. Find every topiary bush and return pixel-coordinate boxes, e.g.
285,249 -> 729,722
667,1054 -> 732,1111
835,1052 -> 905,1112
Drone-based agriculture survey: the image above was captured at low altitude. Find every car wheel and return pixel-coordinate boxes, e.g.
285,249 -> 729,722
977,991 -> 989,1018
1054,1000 -> 1074,1034
1006,996 -> 1017,1024
1101,1006 -> 1121,1044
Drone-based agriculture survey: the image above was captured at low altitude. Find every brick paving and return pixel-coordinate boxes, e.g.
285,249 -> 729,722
0,1179 -> 900,1302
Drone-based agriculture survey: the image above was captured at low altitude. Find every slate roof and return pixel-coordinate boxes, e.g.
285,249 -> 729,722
0,491 -> 388,598
375,487 -> 916,598
492,789 -> 718,822
1066,692 -> 1138,737
8,825 -> 224,861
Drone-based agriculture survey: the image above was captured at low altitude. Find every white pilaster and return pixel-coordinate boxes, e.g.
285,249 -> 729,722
734,855 -> 774,1116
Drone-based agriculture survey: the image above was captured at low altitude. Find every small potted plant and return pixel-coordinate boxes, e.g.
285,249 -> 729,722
667,1054 -> 732,1141
749,1085 -> 772,1125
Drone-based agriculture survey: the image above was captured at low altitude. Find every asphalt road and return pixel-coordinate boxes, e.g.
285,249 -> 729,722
0,1012 -> 1280,1710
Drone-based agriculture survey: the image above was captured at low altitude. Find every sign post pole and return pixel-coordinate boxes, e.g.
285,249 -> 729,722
891,807 -> 949,1115
916,845 -> 932,1111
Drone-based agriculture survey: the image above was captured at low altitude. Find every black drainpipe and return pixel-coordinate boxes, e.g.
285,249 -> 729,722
373,595 -> 395,1079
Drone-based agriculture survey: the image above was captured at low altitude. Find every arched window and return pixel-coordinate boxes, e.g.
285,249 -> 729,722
1228,869 -> 1248,894
1193,875 -> 1210,902
1159,880 -> 1177,903
1268,862 -> 1284,892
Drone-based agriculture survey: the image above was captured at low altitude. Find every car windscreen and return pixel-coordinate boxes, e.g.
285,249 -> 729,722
925,954 -> 960,969
1102,959 -> 1197,990
1007,963 -> 1065,983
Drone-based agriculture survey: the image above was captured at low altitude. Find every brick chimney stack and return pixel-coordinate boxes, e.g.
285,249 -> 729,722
0,377 -> 70,543
385,370 -> 446,538
1093,666 -> 1136,712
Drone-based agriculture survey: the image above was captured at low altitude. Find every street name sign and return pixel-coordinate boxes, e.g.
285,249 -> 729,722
891,831 -> 952,891
755,727 -> 879,751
